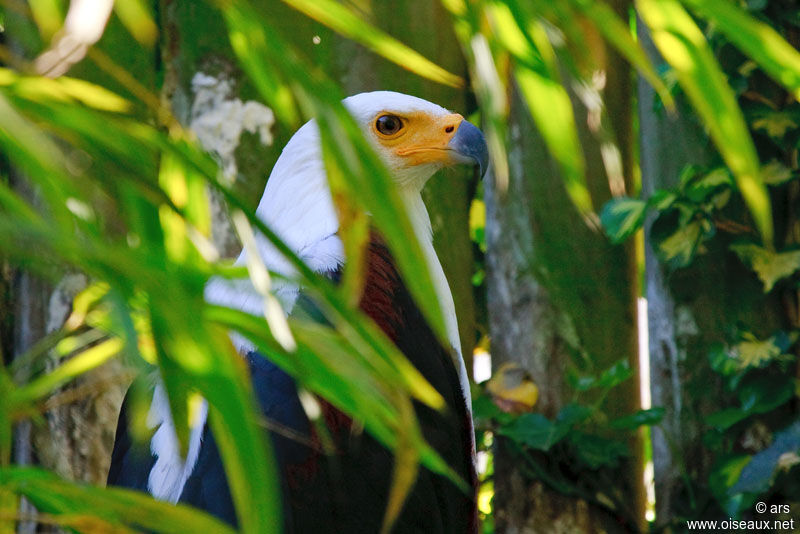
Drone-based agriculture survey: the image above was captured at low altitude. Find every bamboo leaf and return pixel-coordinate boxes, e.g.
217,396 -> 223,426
492,5 -> 595,222
566,0 -> 674,109
9,337 -> 122,411
113,0 -> 158,46
636,0 -> 773,245
0,467 -> 237,534
282,0 -> 463,88
682,0 -> 800,101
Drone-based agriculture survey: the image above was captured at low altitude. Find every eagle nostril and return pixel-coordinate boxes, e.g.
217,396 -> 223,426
445,125 -> 455,133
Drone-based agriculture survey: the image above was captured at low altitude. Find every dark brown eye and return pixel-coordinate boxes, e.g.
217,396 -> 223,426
375,114 -> 403,136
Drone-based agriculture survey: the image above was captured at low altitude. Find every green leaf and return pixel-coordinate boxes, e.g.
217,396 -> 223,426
556,403 -> 593,426
761,160 -> 795,186
737,375 -> 794,415
730,243 -> 800,292
684,168 -> 733,203
610,407 -> 665,430
568,431 -> 629,469
281,0 -> 463,88
600,197 -> 647,244
637,0 -> 773,245
681,0 -> 800,101
113,0 -> 157,46
731,331 -> 798,370
0,467 -> 237,534
751,110 -> 798,139
709,454 -> 752,504
499,413 -> 569,451
706,407 -> 749,430
656,219 -> 703,268
569,359 -> 633,392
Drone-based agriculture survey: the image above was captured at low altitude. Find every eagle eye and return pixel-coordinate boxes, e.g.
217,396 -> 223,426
375,114 -> 403,136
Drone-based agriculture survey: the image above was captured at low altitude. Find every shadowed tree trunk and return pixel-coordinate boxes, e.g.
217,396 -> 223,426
486,5 -> 644,530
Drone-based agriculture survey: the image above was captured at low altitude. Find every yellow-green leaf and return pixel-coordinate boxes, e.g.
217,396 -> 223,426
730,243 -> 800,292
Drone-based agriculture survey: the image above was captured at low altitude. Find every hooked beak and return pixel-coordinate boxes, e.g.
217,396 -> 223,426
447,120 -> 489,178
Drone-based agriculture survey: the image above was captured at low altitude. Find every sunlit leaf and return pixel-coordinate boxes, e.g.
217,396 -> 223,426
751,110 -> 798,139
27,0 -> 63,39
113,0 -> 158,46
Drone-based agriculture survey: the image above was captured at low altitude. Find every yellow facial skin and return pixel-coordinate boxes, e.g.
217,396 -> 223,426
371,111 -> 465,167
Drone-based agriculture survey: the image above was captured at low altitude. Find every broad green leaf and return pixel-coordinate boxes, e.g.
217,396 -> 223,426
637,0 -> 773,245
656,219 -> 703,268
730,243 -> 800,292
499,413 -> 568,451
684,168 -> 733,203
751,110 -> 798,139
682,0 -> 800,101
571,359 -> 634,391
0,467 -> 237,534
761,160 -> 795,186
282,0 -> 463,88
706,408 -> 749,430
732,331 -> 797,370
600,197 -> 647,244
737,375 -> 794,415
568,431 -> 629,469
610,407 -> 665,430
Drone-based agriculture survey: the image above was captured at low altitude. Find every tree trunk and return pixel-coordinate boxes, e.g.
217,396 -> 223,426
487,13 -> 644,533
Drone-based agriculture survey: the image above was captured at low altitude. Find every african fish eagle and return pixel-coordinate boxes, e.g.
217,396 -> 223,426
107,91 -> 488,533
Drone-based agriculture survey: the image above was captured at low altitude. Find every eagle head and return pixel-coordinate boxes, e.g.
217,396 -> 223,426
343,91 -> 489,189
